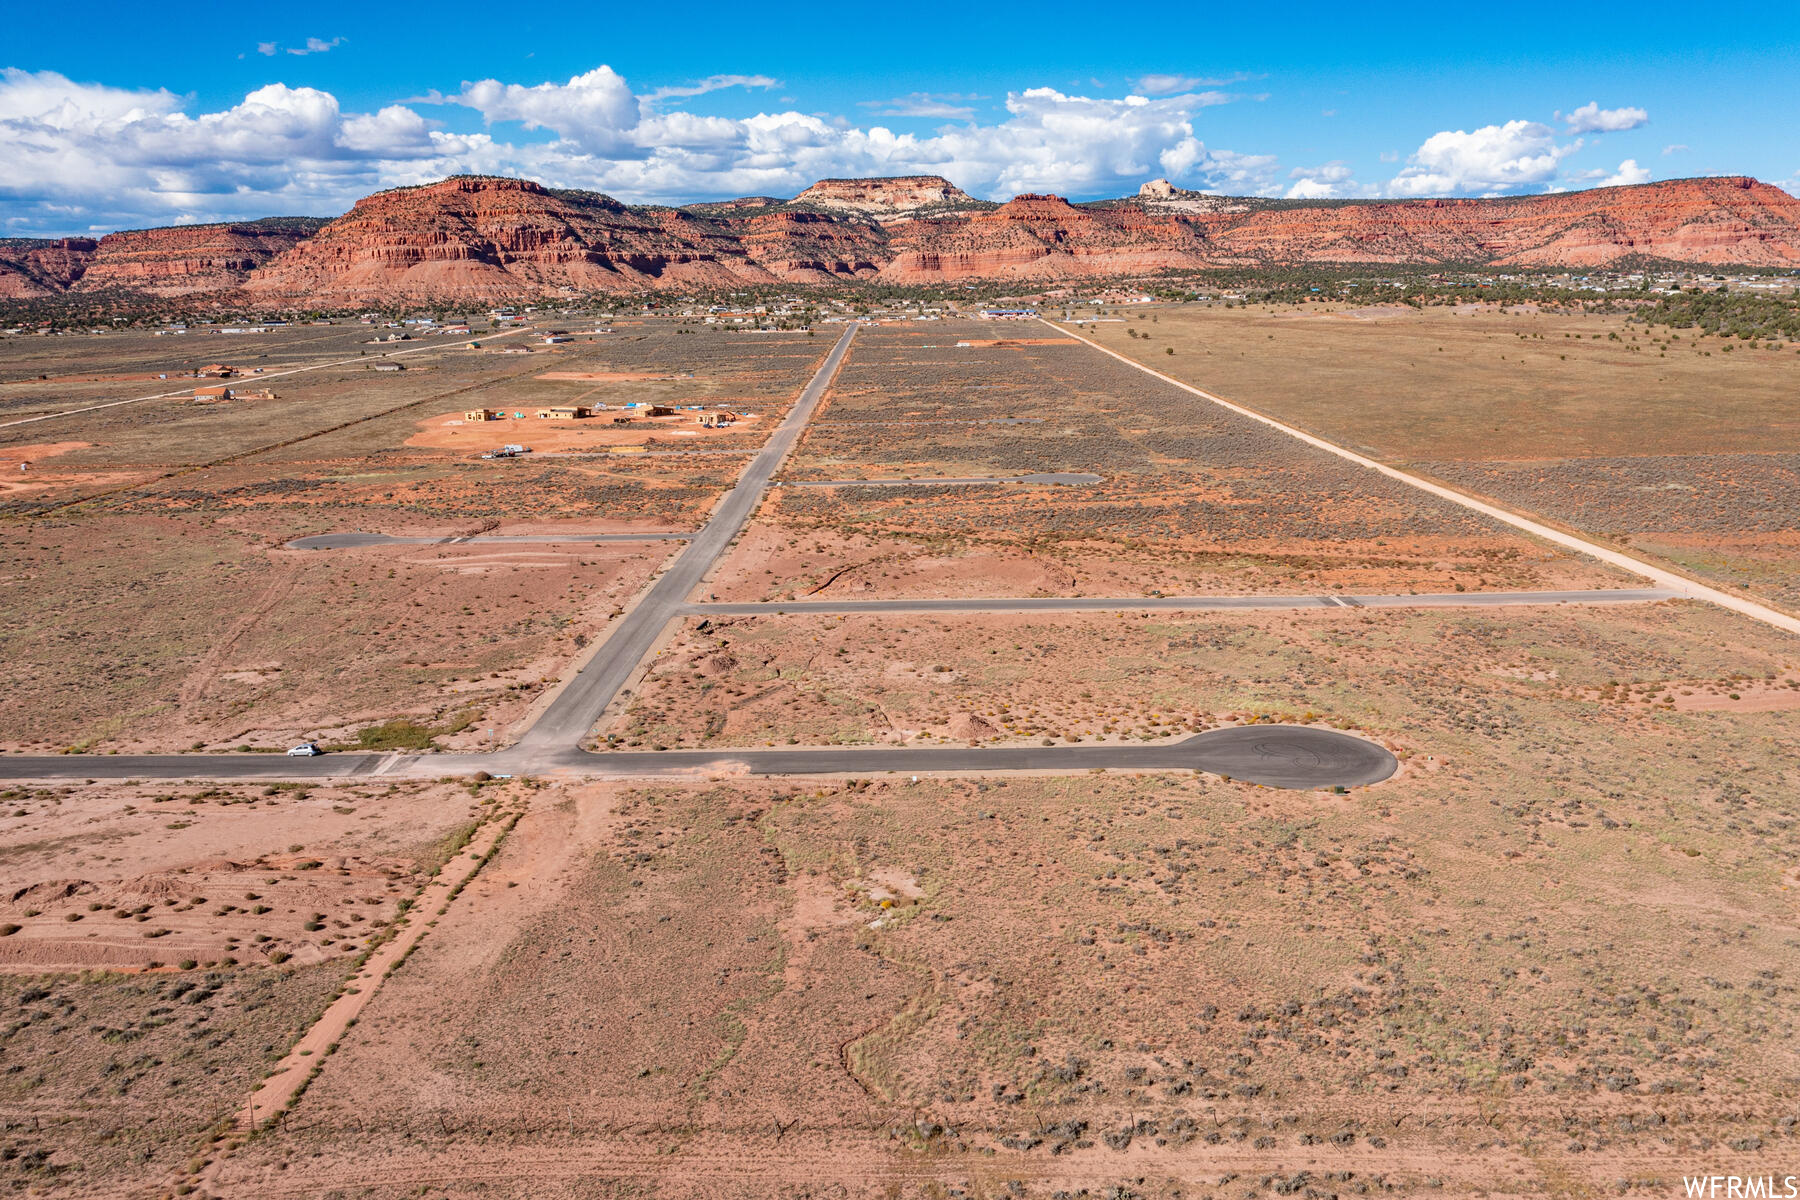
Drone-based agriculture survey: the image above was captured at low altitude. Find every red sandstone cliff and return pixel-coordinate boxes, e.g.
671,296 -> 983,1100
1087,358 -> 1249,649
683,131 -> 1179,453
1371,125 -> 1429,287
243,176 -> 902,301
881,193 -> 1216,281
242,177 -> 788,302
0,221 -> 322,300
1182,177 -> 1800,268
733,209 -> 888,281
8,175 -> 1799,305
0,239 -> 98,299
75,221 -> 325,295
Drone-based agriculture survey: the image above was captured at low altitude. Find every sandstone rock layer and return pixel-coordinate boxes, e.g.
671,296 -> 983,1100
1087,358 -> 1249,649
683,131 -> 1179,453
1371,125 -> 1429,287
8,174 -> 1799,305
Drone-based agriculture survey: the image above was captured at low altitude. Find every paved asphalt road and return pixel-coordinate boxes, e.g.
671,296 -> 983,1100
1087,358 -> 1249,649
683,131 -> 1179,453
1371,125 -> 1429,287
0,753 -> 394,782
547,725 -> 1398,789
685,588 -> 1680,616
510,322 -> 860,752
0,726 -> 1397,790
288,532 -> 691,549
784,472 -> 1102,487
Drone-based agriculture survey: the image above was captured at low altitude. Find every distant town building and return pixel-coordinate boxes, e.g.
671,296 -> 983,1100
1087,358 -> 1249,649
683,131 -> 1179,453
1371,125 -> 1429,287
193,385 -> 276,403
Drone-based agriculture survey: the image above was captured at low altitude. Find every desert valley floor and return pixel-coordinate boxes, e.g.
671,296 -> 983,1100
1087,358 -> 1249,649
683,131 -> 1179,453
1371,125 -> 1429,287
1,304 -> 1798,1199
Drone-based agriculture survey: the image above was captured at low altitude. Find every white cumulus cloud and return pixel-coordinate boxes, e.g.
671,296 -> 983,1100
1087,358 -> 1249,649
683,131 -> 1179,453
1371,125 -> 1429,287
1599,158 -> 1651,187
0,68 -> 482,232
1561,101 -> 1648,133
0,63 -> 1674,236
444,70 -> 1247,200
0,65 -> 1278,233
1387,120 -> 1576,196
1286,161 -> 1356,198
454,66 -> 642,156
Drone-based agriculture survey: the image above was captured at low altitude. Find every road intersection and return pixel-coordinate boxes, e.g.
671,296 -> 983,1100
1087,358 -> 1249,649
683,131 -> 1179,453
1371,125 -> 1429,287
5,319 -> 1722,791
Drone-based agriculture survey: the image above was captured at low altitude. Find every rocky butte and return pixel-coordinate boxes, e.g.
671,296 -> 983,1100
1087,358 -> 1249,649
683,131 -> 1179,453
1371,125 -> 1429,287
790,175 -> 981,221
5,174 -> 1798,304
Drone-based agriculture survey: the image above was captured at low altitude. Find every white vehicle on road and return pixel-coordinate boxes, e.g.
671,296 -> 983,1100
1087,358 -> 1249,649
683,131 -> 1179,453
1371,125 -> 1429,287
286,742 -> 323,757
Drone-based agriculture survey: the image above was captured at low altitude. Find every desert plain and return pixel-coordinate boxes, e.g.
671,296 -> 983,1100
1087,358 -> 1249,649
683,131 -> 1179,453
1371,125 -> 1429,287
1,303 -> 1798,1200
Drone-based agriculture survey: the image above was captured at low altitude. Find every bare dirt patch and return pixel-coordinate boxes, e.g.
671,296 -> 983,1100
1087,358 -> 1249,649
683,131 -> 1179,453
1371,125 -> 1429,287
0,774 -> 527,1197
0,778 -> 486,971
405,408 -> 767,454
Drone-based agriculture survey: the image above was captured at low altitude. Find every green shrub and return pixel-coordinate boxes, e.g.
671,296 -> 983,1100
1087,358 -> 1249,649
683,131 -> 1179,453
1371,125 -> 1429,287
354,720 -> 438,751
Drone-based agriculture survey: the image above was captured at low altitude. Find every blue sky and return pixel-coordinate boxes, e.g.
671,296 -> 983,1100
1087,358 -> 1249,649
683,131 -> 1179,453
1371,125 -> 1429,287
3,0 -> 1795,235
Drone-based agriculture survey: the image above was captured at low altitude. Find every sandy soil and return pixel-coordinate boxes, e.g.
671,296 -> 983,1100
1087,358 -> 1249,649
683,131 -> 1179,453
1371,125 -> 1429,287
0,439 -> 89,467
406,408 -> 768,454
533,371 -> 689,382
732,321 -> 1635,597
954,337 -> 1081,347
235,800 -> 523,1132
0,776 -> 522,1197
1087,303 -> 1800,611
1088,303 -> 1800,461
8,313 -> 1799,1198
0,322 -> 832,754
0,778 -> 485,971
0,439 -> 153,498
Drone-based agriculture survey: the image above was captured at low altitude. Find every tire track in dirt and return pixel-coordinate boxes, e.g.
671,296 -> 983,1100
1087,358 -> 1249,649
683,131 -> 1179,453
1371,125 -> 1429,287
181,798 -> 526,1197
174,564 -> 301,711
839,946 -> 943,1104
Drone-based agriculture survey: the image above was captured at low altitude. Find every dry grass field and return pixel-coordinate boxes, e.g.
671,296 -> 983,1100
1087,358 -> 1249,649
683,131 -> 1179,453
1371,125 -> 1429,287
615,601 -> 1800,750
707,322 -> 1627,601
0,517 -> 675,753
1080,303 -> 1800,611
0,327 -> 827,753
4,311 -> 1798,1200
205,601 -> 1800,1195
